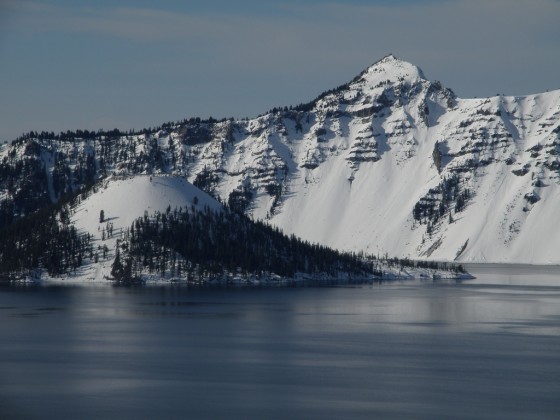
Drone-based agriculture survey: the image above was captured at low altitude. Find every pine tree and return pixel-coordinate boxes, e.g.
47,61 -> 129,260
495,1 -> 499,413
111,248 -> 123,279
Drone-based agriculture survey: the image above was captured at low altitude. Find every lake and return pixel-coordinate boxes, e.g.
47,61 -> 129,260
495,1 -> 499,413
1,264 -> 559,419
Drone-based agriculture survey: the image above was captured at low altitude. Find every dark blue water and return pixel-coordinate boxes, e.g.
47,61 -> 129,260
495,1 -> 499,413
1,265 -> 559,419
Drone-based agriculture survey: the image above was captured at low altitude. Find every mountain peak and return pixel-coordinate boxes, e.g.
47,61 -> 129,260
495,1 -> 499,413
379,53 -> 399,62
357,54 -> 426,86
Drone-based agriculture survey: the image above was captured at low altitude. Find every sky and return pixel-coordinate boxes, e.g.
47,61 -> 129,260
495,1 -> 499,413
1,0 -> 559,142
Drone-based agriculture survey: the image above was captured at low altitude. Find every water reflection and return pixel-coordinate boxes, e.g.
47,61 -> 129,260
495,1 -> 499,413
466,263 -> 560,286
0,266 -> 560,419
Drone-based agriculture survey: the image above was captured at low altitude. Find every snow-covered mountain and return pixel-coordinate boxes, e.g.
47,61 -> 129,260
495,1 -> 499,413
2,54 -> 560,263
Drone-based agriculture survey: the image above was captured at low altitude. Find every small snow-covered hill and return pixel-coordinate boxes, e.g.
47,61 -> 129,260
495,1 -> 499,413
73,175 -> 221,235
69,175 -> 221,282
2,54 -> 560,264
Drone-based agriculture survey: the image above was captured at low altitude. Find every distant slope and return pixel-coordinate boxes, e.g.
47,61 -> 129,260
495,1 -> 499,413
1,55 -> 559,264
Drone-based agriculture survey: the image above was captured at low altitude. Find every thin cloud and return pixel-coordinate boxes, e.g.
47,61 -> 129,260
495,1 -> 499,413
8,4 -> 220,41
0,0 -> 559,142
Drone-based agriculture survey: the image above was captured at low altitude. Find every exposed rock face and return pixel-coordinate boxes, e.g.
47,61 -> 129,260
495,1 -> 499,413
432,142 -> 442,173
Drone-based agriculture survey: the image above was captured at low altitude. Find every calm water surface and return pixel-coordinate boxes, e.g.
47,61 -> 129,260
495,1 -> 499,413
1,265 -> 559,419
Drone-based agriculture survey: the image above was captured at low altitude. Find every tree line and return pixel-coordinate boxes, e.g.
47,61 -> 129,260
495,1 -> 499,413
112,205 -> 381,283
0,200 -> 92,282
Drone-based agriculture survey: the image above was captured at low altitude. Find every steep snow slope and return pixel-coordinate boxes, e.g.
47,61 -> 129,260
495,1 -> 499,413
202,55 -> 560,264
67,175 -> 221,282
262,87 -> 560,263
